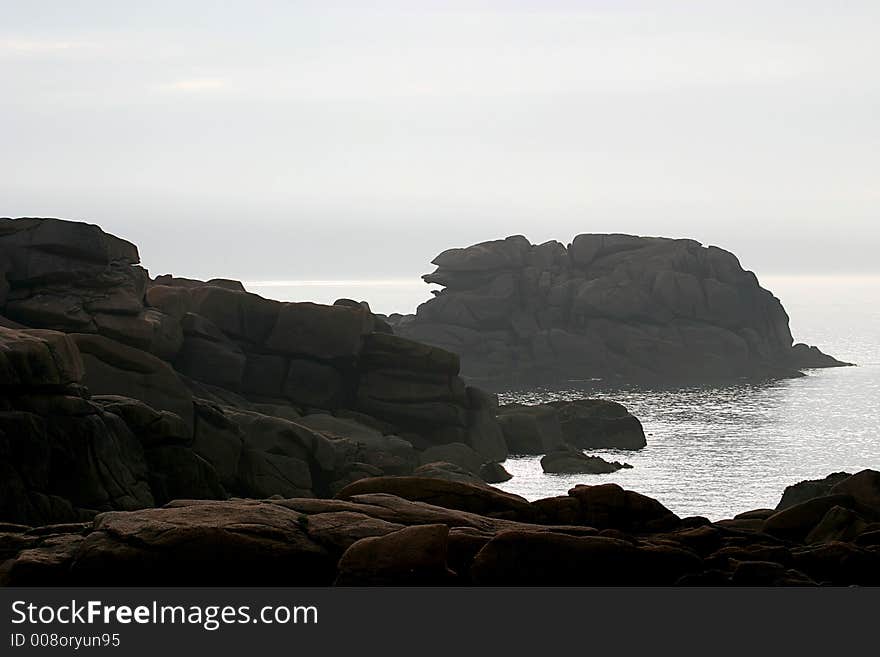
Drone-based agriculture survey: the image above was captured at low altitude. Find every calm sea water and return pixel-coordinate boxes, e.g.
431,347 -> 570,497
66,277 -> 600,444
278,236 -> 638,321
248,275 -> 880,520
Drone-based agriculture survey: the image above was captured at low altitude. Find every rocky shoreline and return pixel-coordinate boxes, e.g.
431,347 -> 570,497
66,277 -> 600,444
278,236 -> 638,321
0,217 -> 870,587
2,470 -> 878,586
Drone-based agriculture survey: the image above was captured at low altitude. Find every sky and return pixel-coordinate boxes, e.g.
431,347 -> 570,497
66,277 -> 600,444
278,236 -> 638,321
2,0 -> 878,283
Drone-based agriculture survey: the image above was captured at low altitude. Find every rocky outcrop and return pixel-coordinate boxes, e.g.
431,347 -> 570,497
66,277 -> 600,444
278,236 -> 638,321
5,471 -> 878,586
392,234 -> 849,385
776,472 -> 852,510
0,218 -> 514,526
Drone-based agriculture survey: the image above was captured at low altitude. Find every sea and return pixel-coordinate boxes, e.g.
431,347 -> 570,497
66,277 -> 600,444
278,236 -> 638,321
247,275 -> 880,520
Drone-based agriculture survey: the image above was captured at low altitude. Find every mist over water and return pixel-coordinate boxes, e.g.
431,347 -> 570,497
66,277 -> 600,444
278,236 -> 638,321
251,275 -> 880,520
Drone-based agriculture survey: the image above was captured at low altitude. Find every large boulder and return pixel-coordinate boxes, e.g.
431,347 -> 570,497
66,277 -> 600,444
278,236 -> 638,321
543,399 -> 646,449
497,397 -> 646,465
567,483 -> 680,532
540,448 -> 631,474
335,524 -> 455,585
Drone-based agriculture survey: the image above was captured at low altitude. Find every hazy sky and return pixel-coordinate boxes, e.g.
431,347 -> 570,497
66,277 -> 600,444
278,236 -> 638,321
2,1 -> 878,281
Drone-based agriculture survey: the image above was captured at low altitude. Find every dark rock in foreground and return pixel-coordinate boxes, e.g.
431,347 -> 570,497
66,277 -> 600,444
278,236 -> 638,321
4,470 -> 877,586
392,234 -> 850,386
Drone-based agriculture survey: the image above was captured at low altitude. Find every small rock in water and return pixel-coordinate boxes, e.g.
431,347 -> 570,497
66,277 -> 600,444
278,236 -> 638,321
540,446 -> 632,474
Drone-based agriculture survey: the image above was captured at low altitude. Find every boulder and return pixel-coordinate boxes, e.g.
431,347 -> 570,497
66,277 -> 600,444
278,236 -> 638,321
776,472 -> 852,510
805,506 -> 871,544
335,524 -> 455,585
0,533 -> 87,586
764,494 -> 859,541
335,477 -> 534,519
545,399 -> 646,449
830,470 -> 880,511
480,462 -> 513,484
540,448 -> 632,474
567,483 -> 680,532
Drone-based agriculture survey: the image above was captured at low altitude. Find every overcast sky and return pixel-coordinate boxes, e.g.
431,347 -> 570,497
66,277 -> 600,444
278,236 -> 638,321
2,1 -> 878,281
